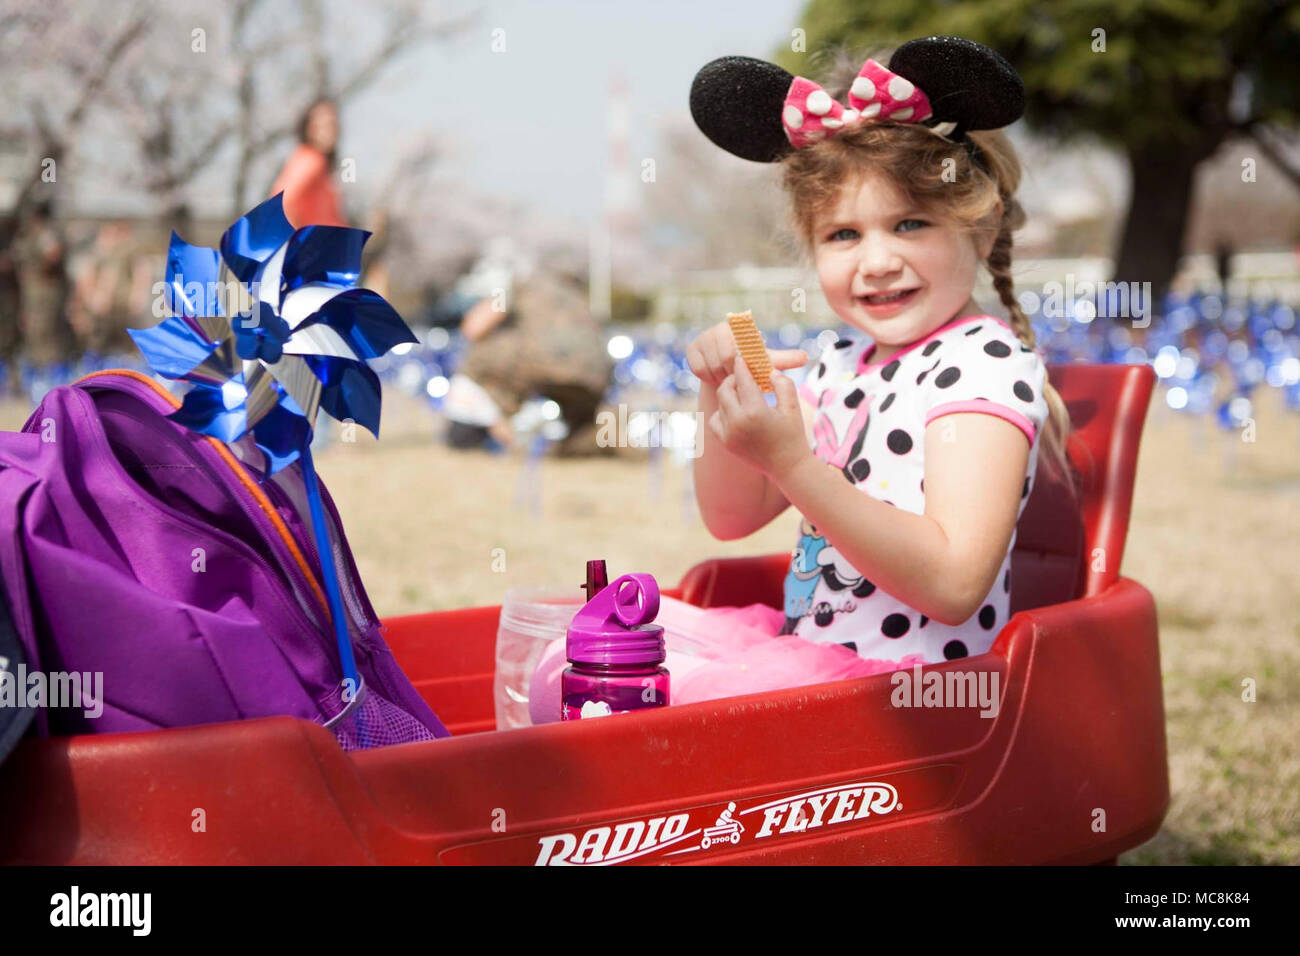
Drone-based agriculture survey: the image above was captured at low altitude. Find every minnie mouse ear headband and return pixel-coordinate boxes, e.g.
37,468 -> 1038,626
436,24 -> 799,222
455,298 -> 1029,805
689,35 -> 1024,165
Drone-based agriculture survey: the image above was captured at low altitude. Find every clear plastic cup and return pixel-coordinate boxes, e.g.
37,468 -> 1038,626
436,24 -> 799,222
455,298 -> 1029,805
494,587 -> 585,730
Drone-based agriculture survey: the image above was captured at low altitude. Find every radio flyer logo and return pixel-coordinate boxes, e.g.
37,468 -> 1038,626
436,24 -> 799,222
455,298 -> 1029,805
531,779 -> 902,865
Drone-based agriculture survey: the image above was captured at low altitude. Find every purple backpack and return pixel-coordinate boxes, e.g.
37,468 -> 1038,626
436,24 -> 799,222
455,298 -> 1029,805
0,369 -> 448,749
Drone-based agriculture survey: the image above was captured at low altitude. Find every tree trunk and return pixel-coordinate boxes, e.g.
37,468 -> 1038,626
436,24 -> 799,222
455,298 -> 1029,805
1111,142 -> 1213,313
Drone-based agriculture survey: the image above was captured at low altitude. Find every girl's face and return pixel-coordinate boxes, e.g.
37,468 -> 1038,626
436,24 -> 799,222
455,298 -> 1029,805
812,169 -> 993,363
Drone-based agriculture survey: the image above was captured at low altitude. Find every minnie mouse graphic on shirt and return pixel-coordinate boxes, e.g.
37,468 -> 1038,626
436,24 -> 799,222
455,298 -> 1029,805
782,517 -> 877,636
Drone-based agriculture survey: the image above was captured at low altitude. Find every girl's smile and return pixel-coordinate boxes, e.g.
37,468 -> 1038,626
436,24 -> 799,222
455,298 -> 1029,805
857,285 -> 922,315
813,170 -> 994,364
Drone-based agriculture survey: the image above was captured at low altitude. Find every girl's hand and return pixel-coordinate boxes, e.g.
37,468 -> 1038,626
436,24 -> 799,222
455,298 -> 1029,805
709,355 -> 813,482
686,320 -> 807,391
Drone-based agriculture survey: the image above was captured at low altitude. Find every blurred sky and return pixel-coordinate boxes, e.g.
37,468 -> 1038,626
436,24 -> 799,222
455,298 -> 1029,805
53,0 -> 1132,247
337,0 -> 804,230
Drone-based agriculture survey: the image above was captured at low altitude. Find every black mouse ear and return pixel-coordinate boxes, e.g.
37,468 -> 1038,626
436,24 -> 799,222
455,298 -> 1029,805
690,56 -> 796,163
889,36 -> 1024,137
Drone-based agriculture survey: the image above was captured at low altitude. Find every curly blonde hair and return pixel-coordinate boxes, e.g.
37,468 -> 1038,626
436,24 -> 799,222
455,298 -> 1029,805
781,49 -> 1076,498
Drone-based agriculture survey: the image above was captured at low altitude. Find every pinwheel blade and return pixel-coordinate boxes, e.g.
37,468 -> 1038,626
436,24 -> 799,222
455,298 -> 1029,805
127,317 -> 221,381
294,288 -> 419,359
220,193 -> 295,283
268,353 -> 324,426
279,282 -> 346,330
282,319 -> 360,360
187,352 -> 241,389
281,226 -> 367,291
254,402 -> 313,475
193,312 -> 237,371
242,363 -> 284,430
164,232 -> 221,318
304,354 -> 382,436
167,382 -> 249,445
253,241 -> 289,312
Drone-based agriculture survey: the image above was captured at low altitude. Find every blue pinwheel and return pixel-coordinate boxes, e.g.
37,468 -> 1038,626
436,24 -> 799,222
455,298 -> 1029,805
129,193 -> 418,701
131,193 -> 415,474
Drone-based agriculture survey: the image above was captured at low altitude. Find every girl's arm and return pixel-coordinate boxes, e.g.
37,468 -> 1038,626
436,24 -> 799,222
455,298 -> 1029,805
460,296 -> 508,341
774,411 -> 1029,625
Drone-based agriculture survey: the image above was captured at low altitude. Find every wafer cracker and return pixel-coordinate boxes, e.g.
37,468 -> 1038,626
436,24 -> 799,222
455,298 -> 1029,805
727,311 -> 773,392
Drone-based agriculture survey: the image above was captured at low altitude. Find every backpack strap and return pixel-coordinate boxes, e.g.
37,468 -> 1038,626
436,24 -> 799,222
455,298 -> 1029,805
0,585 -> 37,764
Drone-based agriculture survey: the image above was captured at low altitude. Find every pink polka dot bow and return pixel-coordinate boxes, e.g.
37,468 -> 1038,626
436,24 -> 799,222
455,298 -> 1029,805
782,59 -> 946,148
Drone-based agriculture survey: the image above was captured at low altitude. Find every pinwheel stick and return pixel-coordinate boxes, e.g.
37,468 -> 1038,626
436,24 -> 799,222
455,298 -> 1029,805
298,442 -> 361,700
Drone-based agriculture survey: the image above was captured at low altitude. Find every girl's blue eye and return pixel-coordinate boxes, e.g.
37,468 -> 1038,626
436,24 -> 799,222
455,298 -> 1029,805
825,221 -> 926,241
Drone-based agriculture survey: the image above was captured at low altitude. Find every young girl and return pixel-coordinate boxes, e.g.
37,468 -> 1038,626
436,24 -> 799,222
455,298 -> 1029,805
527,37 -> 1075,719
669,36 -> 1075,693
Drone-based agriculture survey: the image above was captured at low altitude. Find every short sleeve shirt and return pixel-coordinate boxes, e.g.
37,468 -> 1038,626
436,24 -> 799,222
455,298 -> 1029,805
784,313 -> 1050,663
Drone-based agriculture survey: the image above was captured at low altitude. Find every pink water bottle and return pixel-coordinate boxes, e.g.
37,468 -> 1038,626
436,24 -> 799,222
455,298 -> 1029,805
561,572 -> 669,720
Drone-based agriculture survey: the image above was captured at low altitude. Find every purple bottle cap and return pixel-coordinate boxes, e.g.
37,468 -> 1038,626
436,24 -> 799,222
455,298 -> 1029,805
567,573 -> 665,667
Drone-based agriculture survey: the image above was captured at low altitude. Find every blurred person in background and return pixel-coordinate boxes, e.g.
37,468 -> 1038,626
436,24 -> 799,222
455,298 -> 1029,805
1214,239 -> 1233,294
448,246 -> 612,457
271,98 -> 347,228
12,201 -> 76,374
0,216 -> 22,395
73,221 -> 149,357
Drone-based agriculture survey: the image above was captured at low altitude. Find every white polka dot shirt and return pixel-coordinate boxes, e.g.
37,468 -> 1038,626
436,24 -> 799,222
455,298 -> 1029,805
788,313 -> 1050,663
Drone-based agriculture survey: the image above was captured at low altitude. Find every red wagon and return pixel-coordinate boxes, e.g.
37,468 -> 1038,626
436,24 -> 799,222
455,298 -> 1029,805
0,362 -> 1166,865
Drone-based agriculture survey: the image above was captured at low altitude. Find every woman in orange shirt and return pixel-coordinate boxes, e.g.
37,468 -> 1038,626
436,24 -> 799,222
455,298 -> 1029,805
270,99 -> 346,228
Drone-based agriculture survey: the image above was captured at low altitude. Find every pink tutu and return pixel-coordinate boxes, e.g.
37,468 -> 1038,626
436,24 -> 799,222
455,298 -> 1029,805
527,596 -> 925,724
